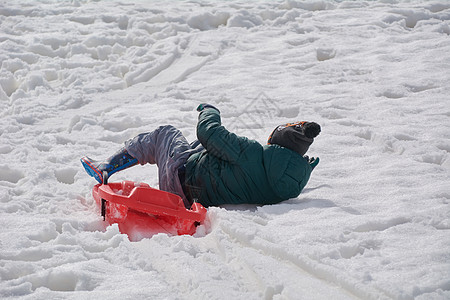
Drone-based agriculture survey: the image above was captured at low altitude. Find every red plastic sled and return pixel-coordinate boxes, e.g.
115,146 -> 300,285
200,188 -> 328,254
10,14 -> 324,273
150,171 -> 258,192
92,181 -> 207,241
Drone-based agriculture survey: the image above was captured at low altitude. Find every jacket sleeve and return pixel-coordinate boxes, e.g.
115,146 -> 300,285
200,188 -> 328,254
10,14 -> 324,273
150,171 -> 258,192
196,108 -> 248,163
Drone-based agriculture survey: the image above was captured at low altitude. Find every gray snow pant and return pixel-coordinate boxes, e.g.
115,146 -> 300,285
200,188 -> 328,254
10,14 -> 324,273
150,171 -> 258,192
124,125 -> 203,207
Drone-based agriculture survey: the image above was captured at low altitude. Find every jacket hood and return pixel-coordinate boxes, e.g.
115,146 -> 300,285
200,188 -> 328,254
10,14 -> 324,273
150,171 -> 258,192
263,144 -> 312,200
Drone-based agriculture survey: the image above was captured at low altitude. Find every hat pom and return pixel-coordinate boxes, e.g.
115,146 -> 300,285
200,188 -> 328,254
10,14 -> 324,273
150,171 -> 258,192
304,122 -> 321,138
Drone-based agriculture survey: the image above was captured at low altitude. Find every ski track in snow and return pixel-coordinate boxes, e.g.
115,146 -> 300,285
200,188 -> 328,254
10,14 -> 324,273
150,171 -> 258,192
1,0 -> 450,299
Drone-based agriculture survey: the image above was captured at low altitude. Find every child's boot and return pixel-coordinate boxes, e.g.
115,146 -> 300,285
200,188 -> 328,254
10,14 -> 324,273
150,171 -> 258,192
81,148 -> 138,184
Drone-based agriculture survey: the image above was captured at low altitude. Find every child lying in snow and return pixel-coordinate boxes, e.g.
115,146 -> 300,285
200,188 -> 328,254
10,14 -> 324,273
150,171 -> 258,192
81,104 -> 321,208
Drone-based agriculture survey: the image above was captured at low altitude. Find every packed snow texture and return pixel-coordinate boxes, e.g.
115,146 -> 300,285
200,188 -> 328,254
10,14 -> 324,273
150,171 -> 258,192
1,0 -> 450,299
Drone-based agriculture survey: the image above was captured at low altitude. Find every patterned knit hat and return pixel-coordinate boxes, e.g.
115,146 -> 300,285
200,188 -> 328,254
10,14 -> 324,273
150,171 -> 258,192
267,121 -> 321,156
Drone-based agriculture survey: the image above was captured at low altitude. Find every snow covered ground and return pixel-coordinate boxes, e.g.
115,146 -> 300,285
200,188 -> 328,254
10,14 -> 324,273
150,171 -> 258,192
1,0 -> 450,299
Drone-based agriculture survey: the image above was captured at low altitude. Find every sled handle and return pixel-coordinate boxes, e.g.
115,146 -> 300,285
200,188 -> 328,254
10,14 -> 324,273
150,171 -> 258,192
101,199 -> 107,221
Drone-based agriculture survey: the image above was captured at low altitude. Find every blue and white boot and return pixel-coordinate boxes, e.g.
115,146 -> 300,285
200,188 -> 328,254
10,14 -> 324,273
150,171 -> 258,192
81,148 -> 138,184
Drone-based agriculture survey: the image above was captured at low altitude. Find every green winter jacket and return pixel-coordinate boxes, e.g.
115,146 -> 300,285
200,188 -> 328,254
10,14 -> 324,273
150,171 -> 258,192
185,108 -> 313,207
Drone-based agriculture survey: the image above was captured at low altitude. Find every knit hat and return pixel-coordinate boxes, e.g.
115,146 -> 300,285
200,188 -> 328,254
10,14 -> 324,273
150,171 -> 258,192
267,121 -> 321,156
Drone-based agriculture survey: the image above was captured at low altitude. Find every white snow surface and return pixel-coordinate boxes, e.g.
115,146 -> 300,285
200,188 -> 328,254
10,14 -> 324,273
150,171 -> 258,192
1,0 -> 450,299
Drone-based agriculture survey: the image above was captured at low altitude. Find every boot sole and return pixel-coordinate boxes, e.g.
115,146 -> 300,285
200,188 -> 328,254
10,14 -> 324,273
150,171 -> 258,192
81,157 -> 103,184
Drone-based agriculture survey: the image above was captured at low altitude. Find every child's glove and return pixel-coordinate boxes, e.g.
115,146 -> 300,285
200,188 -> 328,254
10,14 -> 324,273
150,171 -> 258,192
197,103 -> 220,113
304,156 -> 320,170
